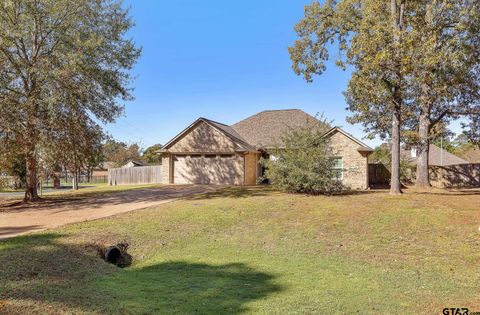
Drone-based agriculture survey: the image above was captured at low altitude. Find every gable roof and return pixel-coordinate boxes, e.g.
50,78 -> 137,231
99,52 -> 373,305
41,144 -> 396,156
162,117 -> 256,152
460,148 -> 480,163
161,109 -> 373,154
123,160 -> 147,167
401,144 -> 469,166
323,127 -> 374,152
231,109 -> 329,149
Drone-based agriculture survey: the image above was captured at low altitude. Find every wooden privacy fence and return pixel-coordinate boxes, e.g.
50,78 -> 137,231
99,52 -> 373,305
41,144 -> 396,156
368,163 -> 391,187
430,163 -> 480,188
368,163 -> 480,188
108,166 -> 163,185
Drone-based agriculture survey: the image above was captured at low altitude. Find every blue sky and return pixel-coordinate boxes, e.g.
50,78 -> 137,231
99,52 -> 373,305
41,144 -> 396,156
104,0 -> 460,149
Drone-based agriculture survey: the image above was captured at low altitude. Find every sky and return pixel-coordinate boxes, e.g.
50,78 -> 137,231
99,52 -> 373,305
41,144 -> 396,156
103,0 -> 460,150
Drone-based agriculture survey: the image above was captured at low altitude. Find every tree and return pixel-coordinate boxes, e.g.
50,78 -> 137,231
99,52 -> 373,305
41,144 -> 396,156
429,123 -> 456,154
103,138 -> 142,167
260,120 -> 344,195
289,0 -> 408,194
370,143 -> 411,183
142,144 -> 163,164
0,0 -> 141,201
462,116 -> 480,148
407,1 -> 480,187
41,108 -> 105,190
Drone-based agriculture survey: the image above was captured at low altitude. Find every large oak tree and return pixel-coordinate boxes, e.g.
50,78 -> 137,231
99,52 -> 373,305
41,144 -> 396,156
408,0 -> 480,187
289,0 -> 480,192
0,0 -> 140,200
289,0 -> 408,194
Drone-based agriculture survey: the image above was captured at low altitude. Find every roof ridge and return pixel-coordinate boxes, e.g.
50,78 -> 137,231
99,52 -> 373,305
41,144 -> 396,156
231,109 -> 310,127
199,117 -> 230,127
259,109 -> 301,112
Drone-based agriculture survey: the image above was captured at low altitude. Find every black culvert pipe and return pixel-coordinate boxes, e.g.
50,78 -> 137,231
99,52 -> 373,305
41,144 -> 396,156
104,246 -> 122,265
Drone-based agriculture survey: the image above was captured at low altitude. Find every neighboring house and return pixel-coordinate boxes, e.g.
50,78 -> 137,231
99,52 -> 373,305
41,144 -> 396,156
159,109 -> 373,189
122,160 -> 147,168
460,148 -> 480,163
400,144 -> 469,166
92,161 -> 116,176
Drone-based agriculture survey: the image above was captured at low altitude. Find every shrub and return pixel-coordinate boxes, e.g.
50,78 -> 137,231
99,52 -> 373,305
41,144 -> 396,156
260,120 -> 346,195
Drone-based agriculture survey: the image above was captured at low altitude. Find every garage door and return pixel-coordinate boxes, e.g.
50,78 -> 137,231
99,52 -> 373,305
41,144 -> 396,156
173,154 -> 240,185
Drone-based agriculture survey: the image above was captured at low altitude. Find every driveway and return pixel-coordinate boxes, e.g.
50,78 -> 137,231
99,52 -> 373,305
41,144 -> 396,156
0,185 -> 215,239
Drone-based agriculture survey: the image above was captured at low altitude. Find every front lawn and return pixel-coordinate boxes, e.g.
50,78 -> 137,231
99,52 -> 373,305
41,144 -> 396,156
0,187 -> 479,314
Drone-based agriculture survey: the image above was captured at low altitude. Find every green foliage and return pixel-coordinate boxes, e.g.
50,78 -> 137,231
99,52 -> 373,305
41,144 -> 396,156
260,119 -> 344,195
0,152 -> 26,189
462,116 -> 480,148
371,144 -> 411,183
289,0 -> 406,139
0,0 -> 141,199
405,1 -> 480,183
428,123 -> 456,153
102,138 -> 142,167
289,0 -> 408,194
142,144 -> 163,164
289,0 -> 480,189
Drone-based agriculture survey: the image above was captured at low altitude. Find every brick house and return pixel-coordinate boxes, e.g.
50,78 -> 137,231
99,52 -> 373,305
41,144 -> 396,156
159,109 -> 373,189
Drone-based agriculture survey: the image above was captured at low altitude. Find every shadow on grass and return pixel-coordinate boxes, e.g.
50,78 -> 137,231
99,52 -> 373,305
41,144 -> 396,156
0,185 -> 211,214
0,234 -> 281,314
185,186 -> 271,200
410,188 -> 480,196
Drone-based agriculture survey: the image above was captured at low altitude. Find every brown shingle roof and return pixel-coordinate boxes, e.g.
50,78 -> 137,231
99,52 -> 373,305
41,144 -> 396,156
460,148 -> 480,163
401,144 -> 469,166
231,109 -> 328,148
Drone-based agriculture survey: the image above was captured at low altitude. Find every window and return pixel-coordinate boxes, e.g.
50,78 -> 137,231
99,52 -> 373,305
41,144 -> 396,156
190,154 -> 202,159
205,154 -> 217,158
410,148 -> 417,158
219,154 -> 234,159
332,157 -> 343,180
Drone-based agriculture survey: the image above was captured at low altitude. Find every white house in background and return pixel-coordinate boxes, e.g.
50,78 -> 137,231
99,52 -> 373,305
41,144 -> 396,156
122,160 -> 147,168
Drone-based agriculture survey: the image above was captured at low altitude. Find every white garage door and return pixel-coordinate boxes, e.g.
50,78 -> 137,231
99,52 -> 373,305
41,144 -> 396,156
173,154 -> 240,185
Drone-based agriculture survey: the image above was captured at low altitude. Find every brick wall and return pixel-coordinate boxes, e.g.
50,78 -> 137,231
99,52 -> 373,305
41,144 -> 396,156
328,131 -> 369,189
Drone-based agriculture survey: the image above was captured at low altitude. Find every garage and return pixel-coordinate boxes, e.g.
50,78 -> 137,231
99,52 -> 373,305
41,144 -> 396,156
173,154 -> 243,185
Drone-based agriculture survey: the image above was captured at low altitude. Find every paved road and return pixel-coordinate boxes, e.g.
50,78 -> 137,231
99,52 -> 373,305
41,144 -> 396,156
0,185 -> 214,239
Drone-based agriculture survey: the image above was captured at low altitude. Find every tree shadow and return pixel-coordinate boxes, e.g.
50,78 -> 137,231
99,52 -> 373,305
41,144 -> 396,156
0,185 -> 213,214
408,188 -> 480,196
0,234 -> 281,314
0,225 -> 43,238
185,186 -> 270,200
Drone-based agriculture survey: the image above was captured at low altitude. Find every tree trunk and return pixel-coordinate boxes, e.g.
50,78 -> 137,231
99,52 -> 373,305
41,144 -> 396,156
24,143 -> 39,201
72,170 -> 79,190
389,0 -> 405,195
416,112 -> 431,188
390,106 -> 403,195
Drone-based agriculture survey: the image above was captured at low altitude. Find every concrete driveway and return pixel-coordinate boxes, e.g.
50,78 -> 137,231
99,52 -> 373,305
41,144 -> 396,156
0,185 -> 214,239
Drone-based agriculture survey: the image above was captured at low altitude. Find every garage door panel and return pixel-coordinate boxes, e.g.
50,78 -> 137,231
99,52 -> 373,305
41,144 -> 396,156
173,154 -> 242,185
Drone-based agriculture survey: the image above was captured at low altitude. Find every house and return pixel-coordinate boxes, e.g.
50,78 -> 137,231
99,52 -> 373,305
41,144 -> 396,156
459,148 -> 480,163
400,144 -> 469,166
91,161 -> 116,177
159,109 -> 373,189
122,160 -> 147,168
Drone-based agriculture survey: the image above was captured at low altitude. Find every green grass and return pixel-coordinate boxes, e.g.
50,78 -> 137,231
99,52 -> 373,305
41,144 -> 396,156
1,187 -> 479,314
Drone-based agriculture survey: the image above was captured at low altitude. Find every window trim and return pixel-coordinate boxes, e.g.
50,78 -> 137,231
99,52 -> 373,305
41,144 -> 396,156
332,156 -> 343,181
